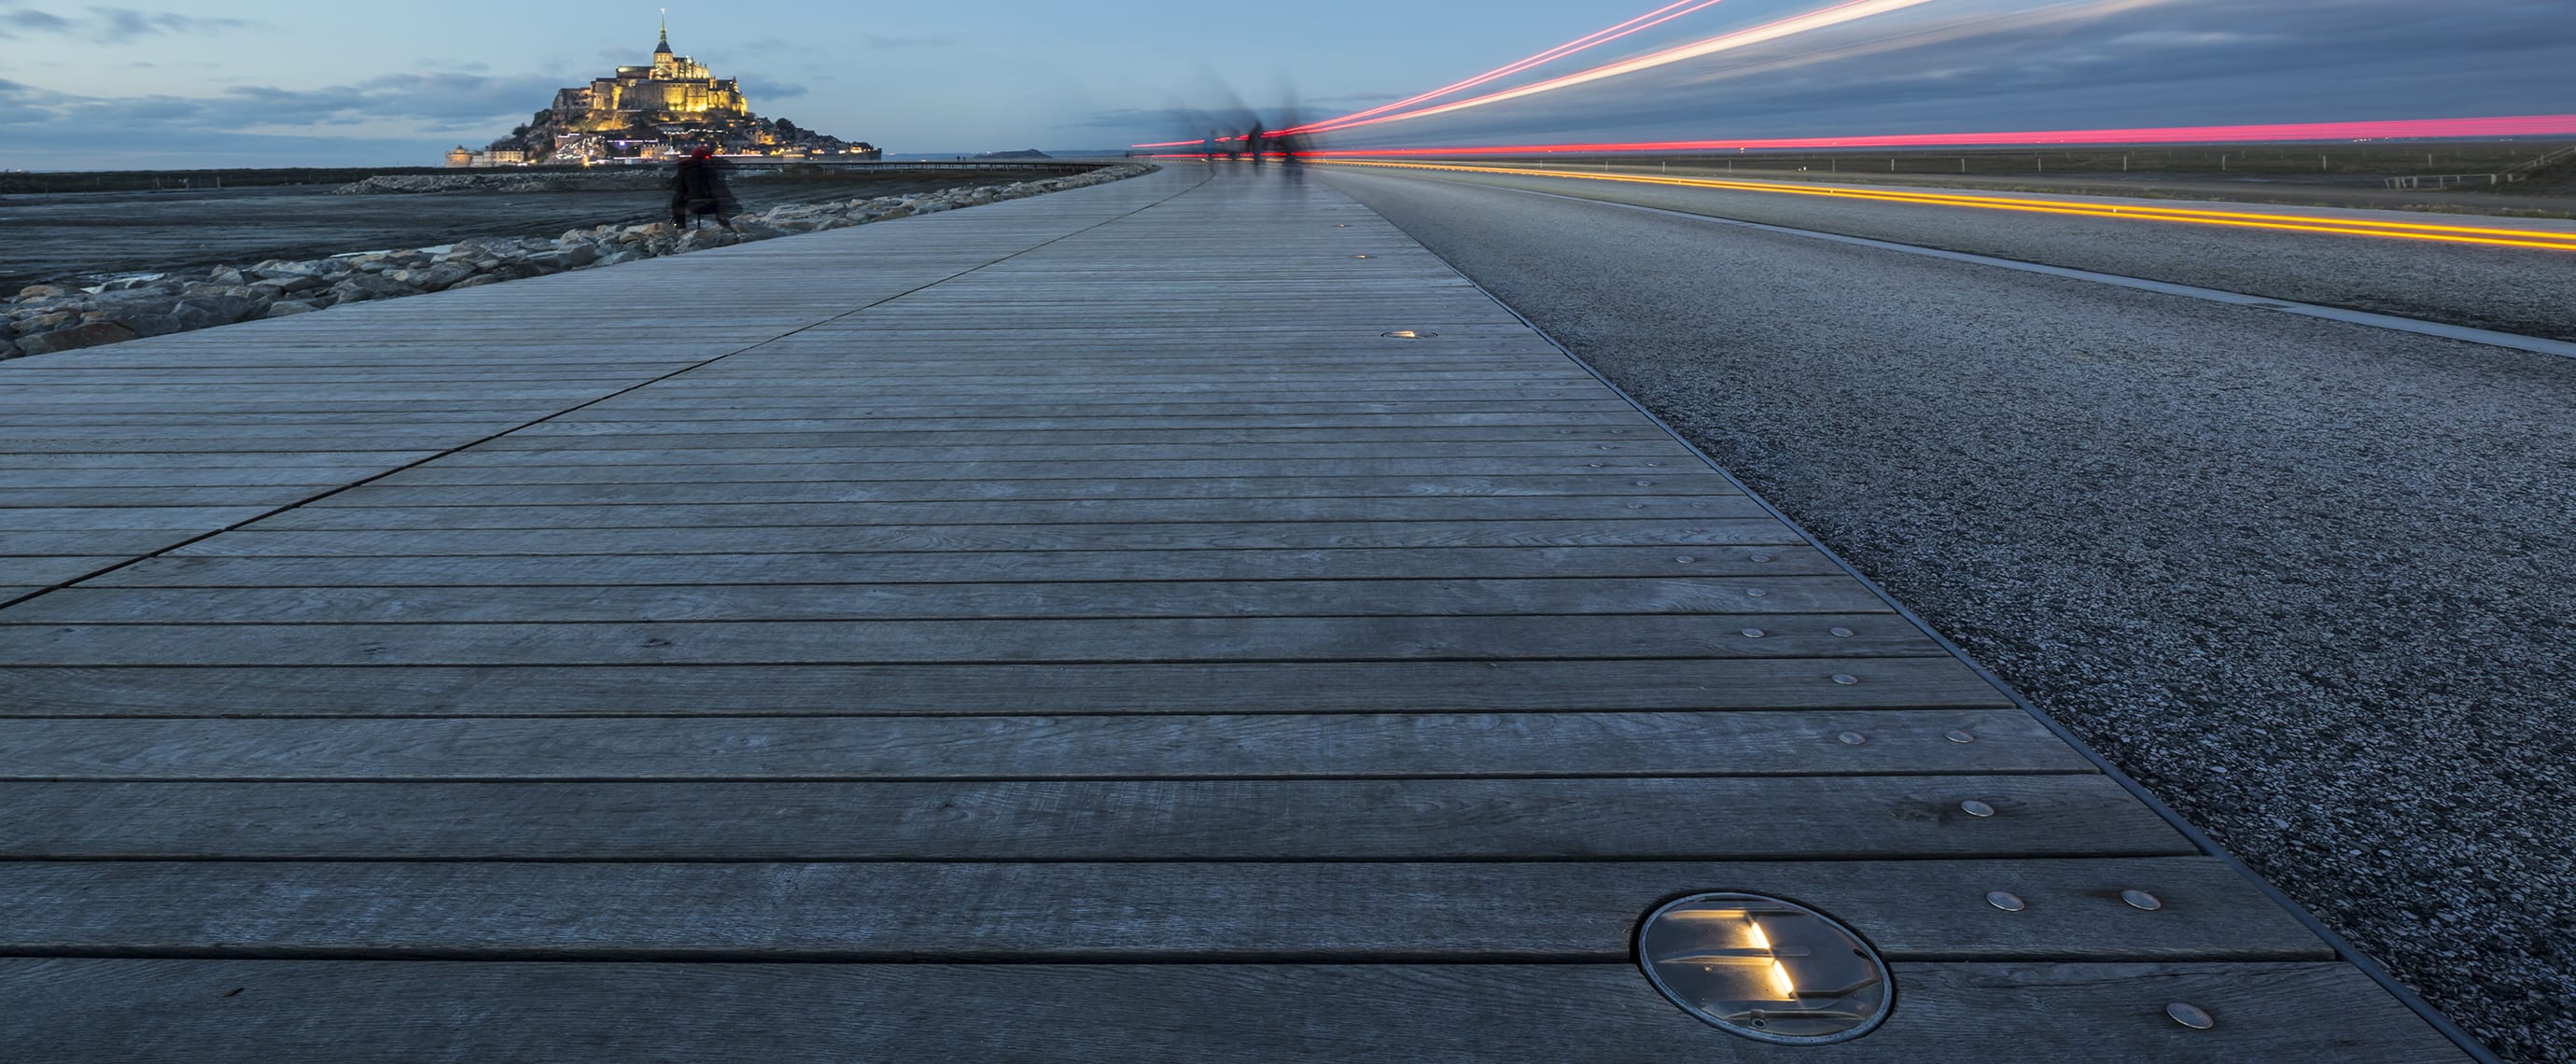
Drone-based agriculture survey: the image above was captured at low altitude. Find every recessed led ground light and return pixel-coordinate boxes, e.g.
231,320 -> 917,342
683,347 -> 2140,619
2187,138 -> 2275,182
1638,892 -> 1893,1045
1382,330 -> 1436,339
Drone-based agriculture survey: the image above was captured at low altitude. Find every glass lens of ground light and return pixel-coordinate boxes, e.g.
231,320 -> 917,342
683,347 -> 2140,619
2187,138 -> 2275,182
1637,892 -> 1893,1044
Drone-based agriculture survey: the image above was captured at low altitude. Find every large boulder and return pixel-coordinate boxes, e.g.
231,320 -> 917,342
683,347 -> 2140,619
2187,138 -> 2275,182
14,311 -> 77,336
262,301 -> 325,318
15,284 -> 75,301
326,273 -> 419,305
19,321 -> 138,355
172,295 -> 267,329
87,307 -> 187,338
0,337 -> 21,360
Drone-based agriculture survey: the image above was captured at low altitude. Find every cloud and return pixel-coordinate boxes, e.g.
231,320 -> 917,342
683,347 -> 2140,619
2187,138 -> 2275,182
0,5 -> 259,42
754,81 -> 809,100
0,69 -> 573,144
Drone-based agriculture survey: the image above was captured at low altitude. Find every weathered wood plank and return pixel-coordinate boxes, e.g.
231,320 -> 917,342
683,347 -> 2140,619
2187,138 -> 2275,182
0,613 -> 1938,665
157,519 -> 1806,556
79,545 -> 1835,588
0,857 -> 2317,960
0,507 -> 276,532
377,455 -> 1686,483
0,708 -> 2072,779
0,657 -> 2012,716
315,473 -> 1736,506
0,776 -> 2186,859
0,959 -> 2459,1061
246,495 -> 1769,531
3,575 -> 1891,624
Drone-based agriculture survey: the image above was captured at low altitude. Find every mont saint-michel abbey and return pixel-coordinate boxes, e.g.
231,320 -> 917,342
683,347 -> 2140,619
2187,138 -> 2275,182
556,24 -> 749,129
449,19 -> 874,166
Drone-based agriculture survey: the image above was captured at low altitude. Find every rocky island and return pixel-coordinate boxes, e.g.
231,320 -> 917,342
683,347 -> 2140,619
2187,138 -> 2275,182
449,18 -> 875,167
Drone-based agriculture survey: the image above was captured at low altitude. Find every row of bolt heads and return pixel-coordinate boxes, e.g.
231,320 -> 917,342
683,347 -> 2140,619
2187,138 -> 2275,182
1980,887 -> 2209,1030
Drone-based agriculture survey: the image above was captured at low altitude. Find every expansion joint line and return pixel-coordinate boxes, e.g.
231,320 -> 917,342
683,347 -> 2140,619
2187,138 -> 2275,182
0,168 -> 1212,613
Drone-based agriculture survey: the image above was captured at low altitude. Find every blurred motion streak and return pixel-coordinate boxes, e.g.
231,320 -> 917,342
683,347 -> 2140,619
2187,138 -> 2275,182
1298,0 -> 1943,135
1280,0 -> 1734,135
1322,159 -> 2576,251
1295,114 -> 2576,154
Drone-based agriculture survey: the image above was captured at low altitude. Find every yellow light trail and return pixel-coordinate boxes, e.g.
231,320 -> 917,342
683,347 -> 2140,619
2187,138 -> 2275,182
1321,160 -> 2576,253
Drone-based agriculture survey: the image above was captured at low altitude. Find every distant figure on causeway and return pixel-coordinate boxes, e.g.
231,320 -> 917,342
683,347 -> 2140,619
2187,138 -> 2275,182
670,147 -> 737,230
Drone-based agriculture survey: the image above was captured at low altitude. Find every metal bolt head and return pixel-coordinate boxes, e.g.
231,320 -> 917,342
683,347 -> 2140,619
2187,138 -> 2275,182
1961,800 -> 1996,818
1986,890 -> 2025,912
1742,628 -> 1766,638
1745,588 -> 1768,597
1829,626 -> 1855,637
1381,330 -> 1436,339
1634,480 -> 1653,486
1352,254 -> 1372,259
2122,889 -> 2163,911
1945,730 -> 1976,744
1838,732 -> 1867,746
1674,555 -> 1696,564
1749,553 -> 1772,563
1830,674 -> 1859,685
2165,1002 -> 2214,1029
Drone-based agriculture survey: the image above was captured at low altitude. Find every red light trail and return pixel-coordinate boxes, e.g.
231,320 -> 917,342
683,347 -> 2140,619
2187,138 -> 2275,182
1291,114 -> 2576,156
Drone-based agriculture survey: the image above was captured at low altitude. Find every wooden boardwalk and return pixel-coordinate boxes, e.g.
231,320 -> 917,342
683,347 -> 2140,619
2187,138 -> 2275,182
0,164 -> 2463,1059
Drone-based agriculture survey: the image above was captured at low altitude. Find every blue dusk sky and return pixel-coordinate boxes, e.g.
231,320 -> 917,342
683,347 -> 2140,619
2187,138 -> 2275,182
1,0 -> 2570,169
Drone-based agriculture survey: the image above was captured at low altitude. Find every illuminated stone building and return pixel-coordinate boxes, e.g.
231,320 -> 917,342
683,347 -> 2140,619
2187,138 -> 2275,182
551,20 -> 750,133
457,16 -> 875,165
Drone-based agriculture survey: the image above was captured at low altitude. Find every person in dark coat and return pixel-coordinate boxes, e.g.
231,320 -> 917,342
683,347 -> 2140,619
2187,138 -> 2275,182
669,147 -> 737,229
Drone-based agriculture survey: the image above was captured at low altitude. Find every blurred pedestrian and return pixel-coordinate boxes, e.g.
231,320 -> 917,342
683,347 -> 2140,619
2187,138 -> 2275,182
670,147 -> 736,230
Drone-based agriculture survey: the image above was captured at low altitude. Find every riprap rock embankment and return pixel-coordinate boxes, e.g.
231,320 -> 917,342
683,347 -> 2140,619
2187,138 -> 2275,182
2,164 -> 1150,358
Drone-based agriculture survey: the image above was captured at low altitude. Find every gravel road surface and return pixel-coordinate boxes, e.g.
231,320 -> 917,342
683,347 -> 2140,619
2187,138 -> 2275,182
1323,166 -> 2576,1061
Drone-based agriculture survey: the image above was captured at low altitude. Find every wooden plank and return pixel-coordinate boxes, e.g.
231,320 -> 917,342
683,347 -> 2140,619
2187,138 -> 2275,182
376,455 -> 1686,483
0,857 -> 2319,960
7,576 -> 1887,624
0,530 -> 200,557
0,776 -> 2187,860
0,507 -> 276,532
155,519 -> 1807,556
82,545 -> 1841,588
462,438 -> 1698,458
0,486 -> 332,509
246,495 -> 1771,532
0,708 -> 2074,779
0,577 -> 1896,625
0,613 -> 1938,665
0,658 -> 2014,716
0,959 -> 2460,1061
315,473 -> 1736,506
0,556 -> 135,588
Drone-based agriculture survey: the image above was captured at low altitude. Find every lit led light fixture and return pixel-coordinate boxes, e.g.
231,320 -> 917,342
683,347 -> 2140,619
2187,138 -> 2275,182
1638,892 -> 1893,1044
